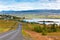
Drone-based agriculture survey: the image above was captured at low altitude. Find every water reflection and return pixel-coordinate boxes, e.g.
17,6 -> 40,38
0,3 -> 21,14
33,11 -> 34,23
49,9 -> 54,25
23,19 -> 60,25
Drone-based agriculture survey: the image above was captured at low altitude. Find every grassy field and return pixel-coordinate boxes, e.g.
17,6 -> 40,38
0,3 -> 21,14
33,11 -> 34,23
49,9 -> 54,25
22,30 -> 31,37
22,22 -> 60,40
18,14 -> 60,19
0,20 -> 18,33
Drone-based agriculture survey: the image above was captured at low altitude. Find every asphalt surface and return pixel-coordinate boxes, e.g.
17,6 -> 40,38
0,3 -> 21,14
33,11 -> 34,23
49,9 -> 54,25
0,24 -> 23,40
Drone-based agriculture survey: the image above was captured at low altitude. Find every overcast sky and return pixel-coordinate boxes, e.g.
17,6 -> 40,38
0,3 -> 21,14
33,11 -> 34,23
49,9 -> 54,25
0,0 -> 60,11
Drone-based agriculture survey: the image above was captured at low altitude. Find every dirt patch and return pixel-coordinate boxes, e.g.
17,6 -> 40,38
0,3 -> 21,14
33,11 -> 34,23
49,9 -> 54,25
24,30 -> 54,40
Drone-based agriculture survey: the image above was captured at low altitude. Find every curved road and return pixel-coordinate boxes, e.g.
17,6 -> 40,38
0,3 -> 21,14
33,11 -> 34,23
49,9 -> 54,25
0,23 -> 23,40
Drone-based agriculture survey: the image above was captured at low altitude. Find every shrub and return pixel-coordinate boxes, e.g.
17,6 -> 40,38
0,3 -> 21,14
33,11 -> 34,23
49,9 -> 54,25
33,26 -> 42,33
50,23 -> 57,32
42,30 -> 47,35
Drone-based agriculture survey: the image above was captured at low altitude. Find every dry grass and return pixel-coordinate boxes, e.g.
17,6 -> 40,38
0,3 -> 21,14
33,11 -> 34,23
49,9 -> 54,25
22,22 -> 60,40
22,22 -> 41,30
47,32 -> 60,36
0,20 -> 18,33
46,32 -> 60,40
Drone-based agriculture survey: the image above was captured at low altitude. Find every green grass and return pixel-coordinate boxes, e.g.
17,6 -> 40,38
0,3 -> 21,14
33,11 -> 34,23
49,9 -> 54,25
22,30 -> 27,36
22,29 -> 31,37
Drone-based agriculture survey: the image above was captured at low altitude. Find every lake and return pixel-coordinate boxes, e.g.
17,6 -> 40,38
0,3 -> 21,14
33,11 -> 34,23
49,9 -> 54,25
23,19 -> 60,25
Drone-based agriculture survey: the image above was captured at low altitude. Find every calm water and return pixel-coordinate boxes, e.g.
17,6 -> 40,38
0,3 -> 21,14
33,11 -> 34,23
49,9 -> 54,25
23,19 -> 60,25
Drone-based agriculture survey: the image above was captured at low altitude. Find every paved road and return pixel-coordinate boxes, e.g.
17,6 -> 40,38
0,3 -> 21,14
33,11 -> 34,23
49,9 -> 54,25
0,24 -> 23,40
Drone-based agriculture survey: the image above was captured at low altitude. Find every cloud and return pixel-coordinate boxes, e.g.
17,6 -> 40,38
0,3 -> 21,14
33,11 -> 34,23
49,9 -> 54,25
0,0 -> 60,11
0,3 -> 36,11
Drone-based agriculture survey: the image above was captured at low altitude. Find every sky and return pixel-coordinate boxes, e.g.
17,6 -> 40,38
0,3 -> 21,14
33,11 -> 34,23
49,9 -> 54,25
0,0 -> 60,11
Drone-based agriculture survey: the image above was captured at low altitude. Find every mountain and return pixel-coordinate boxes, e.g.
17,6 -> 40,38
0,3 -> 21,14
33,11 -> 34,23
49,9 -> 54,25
0,10 -> 60,15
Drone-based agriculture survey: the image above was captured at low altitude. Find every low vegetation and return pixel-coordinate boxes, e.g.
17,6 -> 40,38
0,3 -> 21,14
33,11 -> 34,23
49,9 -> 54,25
22,21 -> 60,35
19,14 -> 60,19
0,20 -> 19,33
22,21 -> 60,40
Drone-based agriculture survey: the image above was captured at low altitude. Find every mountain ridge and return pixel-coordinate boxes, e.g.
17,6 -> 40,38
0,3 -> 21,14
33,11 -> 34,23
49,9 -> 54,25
0,10 -> 60,15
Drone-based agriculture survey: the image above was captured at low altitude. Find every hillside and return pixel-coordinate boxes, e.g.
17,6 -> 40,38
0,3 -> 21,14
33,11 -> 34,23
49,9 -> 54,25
0,10 -> 60,15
